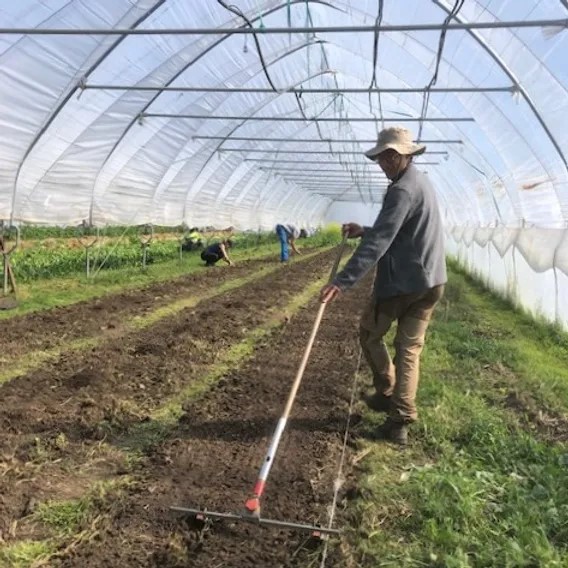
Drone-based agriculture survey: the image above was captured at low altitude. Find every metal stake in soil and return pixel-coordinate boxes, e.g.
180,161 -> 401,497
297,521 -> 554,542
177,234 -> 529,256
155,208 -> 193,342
172,236 -> 348,537
0,224 -> 20,310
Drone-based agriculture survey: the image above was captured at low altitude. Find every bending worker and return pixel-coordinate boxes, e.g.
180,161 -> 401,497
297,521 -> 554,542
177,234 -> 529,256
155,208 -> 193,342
182,227 -> 203,252
275,224 -> 303,262
201,239 -> 234,267
320,127 -> 447,445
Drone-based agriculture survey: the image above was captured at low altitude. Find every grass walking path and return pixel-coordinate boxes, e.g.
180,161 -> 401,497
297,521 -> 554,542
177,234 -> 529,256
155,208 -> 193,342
344,261 -> 568,567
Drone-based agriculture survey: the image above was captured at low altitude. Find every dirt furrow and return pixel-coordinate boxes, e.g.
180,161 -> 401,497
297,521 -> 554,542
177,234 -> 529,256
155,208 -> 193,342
0,249 -> 341,546
0,253 -> 289,363
54,274 -> 370,567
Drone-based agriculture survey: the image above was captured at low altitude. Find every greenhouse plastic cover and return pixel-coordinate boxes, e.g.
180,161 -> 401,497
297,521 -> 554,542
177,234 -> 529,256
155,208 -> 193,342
0,0 -> 567,326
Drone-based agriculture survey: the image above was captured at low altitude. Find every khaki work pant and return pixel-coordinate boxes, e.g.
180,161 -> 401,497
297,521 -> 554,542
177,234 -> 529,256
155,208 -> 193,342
359,285 -> 444,423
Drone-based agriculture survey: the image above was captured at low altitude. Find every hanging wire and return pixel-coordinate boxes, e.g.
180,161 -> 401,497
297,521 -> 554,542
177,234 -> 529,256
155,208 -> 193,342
216,0 -> 278,92
369,0 -> 384,88
417,0 -> 465,140
301,4 -> 369,201
305,0 -> 311,76
227,0 -> 365,203
368,0 -> 385,129
287,0 -> 292,44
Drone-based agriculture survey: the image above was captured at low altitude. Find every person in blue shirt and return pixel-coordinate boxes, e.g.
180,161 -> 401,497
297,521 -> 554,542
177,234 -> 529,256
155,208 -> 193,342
275,224 -> 303,262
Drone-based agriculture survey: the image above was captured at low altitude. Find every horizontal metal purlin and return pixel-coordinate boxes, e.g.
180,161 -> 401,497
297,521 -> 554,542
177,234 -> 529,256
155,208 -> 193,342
282,181 -> 387,185
282,176 -> 386,180
260,168 -> 385,173
225,149 -> 447,155
144,113 -> 474,122
245,160 -> 373,166
301,183 -> 384,186
200,136 -> 463,144
272,162 -> 439,171
284,178 -> 387,183
263,170 -> 386,176
270,177 -> 386,181
3,18 -> 565,34
276,179 -> 387,183
86,84 -> 513,95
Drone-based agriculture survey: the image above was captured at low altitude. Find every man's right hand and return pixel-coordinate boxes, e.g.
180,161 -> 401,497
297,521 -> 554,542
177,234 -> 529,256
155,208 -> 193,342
342,223 -> 364,238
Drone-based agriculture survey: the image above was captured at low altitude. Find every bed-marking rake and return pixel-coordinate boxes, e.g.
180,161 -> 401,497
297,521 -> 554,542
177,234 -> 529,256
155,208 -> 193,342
171,237 -> 348,538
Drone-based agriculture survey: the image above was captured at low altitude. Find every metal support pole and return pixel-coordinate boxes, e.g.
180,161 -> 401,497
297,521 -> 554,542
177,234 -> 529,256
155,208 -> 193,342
84,84 -> 514,95
138,224 -> 154,271
266,174 -> 388,180
200,136 -> 464,144
275,182 -> 388,187
178,226 -> 188,263
78,227 -> 99,279
0,224 -> 20,302
2,18 -> 565,34
262,170 -> 387,176
222,149 -> 448,155
244,159 -> 378,165
2,252 -> 7,296
268,161 -> 440,168
142,113 -> 475,123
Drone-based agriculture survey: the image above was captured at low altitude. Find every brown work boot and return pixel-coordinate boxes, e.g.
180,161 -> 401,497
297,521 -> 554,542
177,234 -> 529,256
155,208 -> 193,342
363,393 -> 391,412
376,418 -> 408,446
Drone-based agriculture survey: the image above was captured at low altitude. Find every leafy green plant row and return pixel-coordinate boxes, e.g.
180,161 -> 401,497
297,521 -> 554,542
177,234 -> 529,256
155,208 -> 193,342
15,224 -> 178,240
7,228 -> 342,283
11,239 -> 179,282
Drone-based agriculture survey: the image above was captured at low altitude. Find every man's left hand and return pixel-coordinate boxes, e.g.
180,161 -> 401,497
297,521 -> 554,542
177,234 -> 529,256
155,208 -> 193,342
320,284 -> 342,303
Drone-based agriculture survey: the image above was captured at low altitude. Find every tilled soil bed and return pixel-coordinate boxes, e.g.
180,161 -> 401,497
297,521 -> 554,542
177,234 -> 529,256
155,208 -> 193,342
0,249 -> 349,553
0,251 -> 302,363
52,272 -> 371,567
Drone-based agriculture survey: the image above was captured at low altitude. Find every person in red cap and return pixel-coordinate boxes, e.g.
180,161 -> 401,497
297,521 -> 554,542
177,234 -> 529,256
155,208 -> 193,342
320,127 -> 447,445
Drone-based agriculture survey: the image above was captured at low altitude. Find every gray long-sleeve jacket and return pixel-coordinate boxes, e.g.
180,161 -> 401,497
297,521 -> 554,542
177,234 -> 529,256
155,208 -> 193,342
333,164 -> 447,299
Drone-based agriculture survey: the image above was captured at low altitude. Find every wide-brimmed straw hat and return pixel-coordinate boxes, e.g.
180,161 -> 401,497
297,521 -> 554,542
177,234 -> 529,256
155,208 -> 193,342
364,127 -> 426,160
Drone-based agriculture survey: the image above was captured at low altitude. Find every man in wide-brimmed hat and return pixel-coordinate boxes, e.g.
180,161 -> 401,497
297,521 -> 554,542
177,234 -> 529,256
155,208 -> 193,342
320,127 -> 447,445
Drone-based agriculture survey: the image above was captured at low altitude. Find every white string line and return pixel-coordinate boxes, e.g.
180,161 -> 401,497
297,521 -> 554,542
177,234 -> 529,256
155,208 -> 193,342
319,346 -> 364,568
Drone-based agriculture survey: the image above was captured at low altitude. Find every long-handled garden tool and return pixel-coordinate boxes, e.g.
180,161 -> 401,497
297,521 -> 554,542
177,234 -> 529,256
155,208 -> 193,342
172,237 -> 348,537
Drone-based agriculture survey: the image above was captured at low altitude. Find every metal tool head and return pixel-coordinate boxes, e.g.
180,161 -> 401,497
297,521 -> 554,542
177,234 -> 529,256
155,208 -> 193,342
170,506 -> 340,539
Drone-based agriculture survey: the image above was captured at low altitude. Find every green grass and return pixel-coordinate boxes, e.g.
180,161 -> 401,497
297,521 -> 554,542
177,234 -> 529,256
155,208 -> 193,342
442,260 -> 568,415
347,263 -> 568,567
0,479 -> 131,568
0,337 -> 99,386
0,541 -> 54,568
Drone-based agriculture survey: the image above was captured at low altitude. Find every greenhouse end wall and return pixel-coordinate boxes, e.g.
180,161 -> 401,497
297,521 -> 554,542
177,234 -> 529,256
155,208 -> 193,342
446,226 -> 568,331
